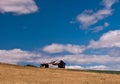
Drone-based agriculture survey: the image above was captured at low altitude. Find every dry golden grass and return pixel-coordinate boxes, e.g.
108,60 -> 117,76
0,63 -> 120,84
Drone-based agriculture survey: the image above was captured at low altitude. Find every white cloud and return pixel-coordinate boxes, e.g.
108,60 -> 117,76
0,49 -> 45,64
86,65 -> 109,70
58,54 -> 120,64
66,65 -> 109,70
76,0 -> 118,30
43,43 -> 85,54
86,65 -> 120,71
66,65 -> 83,69
88,30 -> 120,48
0,48 -> 65,65
77,9 -> 112,28
92,22 -> 110,32
108,48 -> 120,57
66,64 -> 120,71
104,22 -> 110,27
0,0 -> 38,15
111,65 -> 120,71
102,0 -> 119,9
66,65 -> 120,71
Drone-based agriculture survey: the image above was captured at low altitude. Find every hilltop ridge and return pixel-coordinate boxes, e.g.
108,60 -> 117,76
0,62 -> 120,84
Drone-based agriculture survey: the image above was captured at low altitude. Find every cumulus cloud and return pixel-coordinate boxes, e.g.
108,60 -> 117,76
0,0 -> 38,15
108,48 -> 120,57
86,65 -> 109,70
43,43 -> 85,54
102,0 -> 119,9
66,65 -> 83,69
76,0 -> 118,30
66,65 -> 120,71
92,22 -> 110,32
66,65 -> 110,70
0,48 -> 67,65
87,64 -> 120,71
76,9 -> 112,28
0,49 -> 51,64
57,54 -> 120,64
88,30 -> 120,48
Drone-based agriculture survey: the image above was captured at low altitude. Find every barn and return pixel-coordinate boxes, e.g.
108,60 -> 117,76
40,60 -> 66,68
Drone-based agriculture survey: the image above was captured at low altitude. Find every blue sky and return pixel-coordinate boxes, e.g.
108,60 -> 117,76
0,0 -> 120,70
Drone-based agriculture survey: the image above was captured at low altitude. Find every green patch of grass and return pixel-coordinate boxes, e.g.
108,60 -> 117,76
87,70 -> 120,74
67,69 -> 120,74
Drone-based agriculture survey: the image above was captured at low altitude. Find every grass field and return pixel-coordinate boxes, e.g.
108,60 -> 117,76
0,63 -> 120,84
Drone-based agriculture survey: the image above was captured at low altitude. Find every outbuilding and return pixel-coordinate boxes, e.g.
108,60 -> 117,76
40,60 -> 66,68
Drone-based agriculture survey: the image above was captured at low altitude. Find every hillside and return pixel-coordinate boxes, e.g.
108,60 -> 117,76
0,63 -> 120,84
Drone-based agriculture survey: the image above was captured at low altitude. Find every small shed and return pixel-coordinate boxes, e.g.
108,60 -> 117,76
40,60 -> 66,68
40,63 -> 49,68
